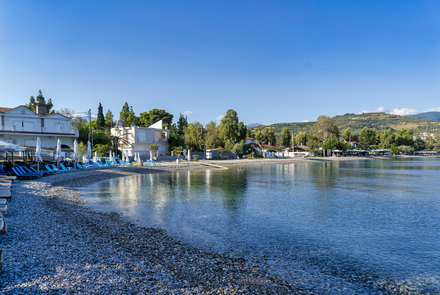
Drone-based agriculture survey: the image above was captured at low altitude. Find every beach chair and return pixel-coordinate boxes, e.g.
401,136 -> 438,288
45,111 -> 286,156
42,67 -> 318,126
96,160 -> 107,168
76,163 -> 87,170
105,159 -> 114,167
23,167 -> 47,177
16,166 -> 42,177
83,162 -> 93,169
0,165 -> 11,176
44,165 -> 57,174
11,167 -> 40,180
90,161 -> 100,168
51,164 -> 61,173
59,163 -> 73,172
150,160 -> 158,166
29,167 -> 51,176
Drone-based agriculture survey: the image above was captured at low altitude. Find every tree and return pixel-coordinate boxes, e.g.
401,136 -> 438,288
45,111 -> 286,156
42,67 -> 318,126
35,90 -> 54,113
398,145 -> 414,154
149,143 -> 159,158
25,96 -> 36,111
281,127 -> 291,147
204,121 -> 222,149
177,114 -> 188,136
219,109 -> 240,150
309,115 -> 339,143
342,128 -> 352,142
139,109 -> 173,128
71,116 -> 87,130
322,137 -> 346,151
359,127 -> 377,147
395,128 -> 414,147
125,106 -> 139,127
119,102 -> 130,122
57,108 -> 75,118
376,129 -> 395,148
96,103 -> 105,129
231,142 -> 244,157
413,137 -> 425,151
433,141 -> 440,152
295,132 -> 308,146
185,122 -> 205,151
105,110 -> 114,130
390,145 -> 400,155
93,144 -> 113,156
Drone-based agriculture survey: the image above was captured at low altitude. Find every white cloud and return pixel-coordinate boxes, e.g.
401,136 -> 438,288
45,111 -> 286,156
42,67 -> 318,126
182,110 -> 193,115
302,119 -> 311,122
356,106 -> 440,117
216,115 -> 224,121
390,107 -> 420,116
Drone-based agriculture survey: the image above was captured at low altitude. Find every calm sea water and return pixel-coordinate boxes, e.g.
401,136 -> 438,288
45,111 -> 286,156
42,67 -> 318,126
82,158 -> 440,293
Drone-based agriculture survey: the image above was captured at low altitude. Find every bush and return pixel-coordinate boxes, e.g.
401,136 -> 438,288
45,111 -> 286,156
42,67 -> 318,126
193,155 -> 199,161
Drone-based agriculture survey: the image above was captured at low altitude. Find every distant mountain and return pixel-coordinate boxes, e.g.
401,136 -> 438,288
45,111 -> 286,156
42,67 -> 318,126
247,123 -> 264,128
268,112 -> 440,137
405,112 -> 440,121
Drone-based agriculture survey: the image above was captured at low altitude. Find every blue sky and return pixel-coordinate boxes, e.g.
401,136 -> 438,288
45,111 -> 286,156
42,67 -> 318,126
1,0 -> 439,125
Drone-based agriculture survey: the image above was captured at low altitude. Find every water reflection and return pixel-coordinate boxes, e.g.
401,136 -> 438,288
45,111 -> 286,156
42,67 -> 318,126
82,159 -> 440,293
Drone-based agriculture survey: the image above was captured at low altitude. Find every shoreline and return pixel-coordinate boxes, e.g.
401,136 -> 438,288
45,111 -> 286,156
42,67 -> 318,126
0,157 -> 428,294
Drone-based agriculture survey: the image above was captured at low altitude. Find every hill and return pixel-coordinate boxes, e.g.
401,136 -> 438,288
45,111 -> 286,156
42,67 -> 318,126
266,112 -> 440,138
405,112 -> 440,121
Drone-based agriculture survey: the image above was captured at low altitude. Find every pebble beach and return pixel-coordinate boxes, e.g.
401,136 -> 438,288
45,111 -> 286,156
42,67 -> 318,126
0,157 -> 425,294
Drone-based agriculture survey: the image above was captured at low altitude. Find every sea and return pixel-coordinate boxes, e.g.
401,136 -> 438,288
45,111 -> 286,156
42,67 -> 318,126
81,157 -> 440,294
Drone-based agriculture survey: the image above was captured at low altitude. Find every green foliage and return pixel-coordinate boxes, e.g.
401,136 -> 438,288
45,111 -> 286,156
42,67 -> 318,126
172,146 -> 183,155
255,127 -> 276,145
119,102 -> 130,122
77,142 -> 87,160
295,132 -> 308,146
177,114 -> 188,136
359,127 -> 377,147
204,121 -> 222,149
309,115 -> 339,143
96,103 -> 105,129
185,121 -> 205,151
71,116 -> 87,130
25,90 -> 54,113
342,128 -> 352,142
281,127 -> 291,147
231,142 -> 244,157
93,144 -> 112,156
376,129 -> 395,148
105,109 -> 114,130
433,141 -> 440,152
149,143 -> 159,152
193,155 -> 199,161
390,145 -> 400,155
139,109 -> 173,128
413,137 -> 425,151
219,109 -> 241,148
398,145 -> 414,154
395,128 -> 414,146
322,138 -> 346,151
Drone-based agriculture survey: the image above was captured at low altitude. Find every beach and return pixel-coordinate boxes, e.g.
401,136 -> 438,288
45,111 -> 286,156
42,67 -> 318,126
0,157 -> 419,294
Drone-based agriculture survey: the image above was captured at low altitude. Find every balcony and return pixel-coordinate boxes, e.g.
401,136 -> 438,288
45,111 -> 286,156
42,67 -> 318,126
0,126 -> 79,137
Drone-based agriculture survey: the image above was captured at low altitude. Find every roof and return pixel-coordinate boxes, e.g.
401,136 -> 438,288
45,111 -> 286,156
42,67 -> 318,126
207,148 -> 225,151
0,105 -> 69,118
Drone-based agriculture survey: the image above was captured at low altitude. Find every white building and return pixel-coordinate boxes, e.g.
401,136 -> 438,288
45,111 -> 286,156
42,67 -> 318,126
0,104 -> 78,158
110,120 -> 170,158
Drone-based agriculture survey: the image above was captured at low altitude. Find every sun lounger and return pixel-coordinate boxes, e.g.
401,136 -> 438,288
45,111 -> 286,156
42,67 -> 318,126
44,165 -> 57,174
59,163 -> 73,172
0,204 -> 7,215
77,163 -> 86,170
96,160 -> 107,168
0,250 -> 4,270
12,167 -> 40,180
105,159 -> 114,167
23,167 -> 48,177
51,164 -> 62,172
90,161 -> 100,168
0,165 -> 11,176
0,199 -> 8,205
0,216 -> 7,235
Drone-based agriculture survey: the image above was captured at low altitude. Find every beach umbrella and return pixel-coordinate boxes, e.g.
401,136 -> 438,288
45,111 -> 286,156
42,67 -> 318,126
150,150 -> 153,162
36,137 -> 42,171
55,139 -> 62,161
138,152 -> 141,164
87,141 -> 92,161
188,150 -> 191,161
74,140 -> 79,163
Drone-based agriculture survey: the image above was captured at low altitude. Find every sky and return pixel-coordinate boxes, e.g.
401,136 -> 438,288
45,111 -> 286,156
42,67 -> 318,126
1,0 -> 439,125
